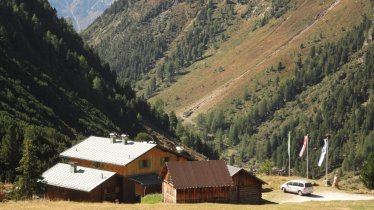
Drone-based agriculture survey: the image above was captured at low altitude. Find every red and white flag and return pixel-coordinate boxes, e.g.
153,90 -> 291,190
299,135 -> 308,157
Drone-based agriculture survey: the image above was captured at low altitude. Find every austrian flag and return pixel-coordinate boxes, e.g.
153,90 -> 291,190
299,135 -> 308,157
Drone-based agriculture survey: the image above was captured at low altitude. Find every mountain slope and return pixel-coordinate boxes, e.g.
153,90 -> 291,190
48,0 -> 116,32
155,0 -> 371,120
0,0 -> 203,182
82,0 -> 373,177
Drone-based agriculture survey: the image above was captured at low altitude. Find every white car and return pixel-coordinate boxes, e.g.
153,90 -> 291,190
280,180 -> 313,196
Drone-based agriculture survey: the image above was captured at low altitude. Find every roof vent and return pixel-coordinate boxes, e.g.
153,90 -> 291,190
109,133 -> 117,143
176,146 -> 184,153
69,162 -> 78,173
121,134 -> 129,145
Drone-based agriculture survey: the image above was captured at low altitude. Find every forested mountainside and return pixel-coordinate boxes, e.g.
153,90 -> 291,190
84,0 -> 374,178
82,0 -> 285,90
167,15 -> 374,178
48,0 -> 116,32
0,0 -> 204,183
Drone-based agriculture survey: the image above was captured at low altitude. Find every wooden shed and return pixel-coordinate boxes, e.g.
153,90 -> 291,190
227,165 -> 267,204
42,163 -> 120,202
160,160 -> 233,203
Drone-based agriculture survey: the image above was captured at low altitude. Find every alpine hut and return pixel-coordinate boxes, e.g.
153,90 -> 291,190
160,160 -> 233,203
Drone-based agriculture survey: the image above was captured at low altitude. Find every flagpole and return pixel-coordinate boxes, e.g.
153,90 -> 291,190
326,137 -> 328,181
288,132 -> 291,177
307,134 -> 309,179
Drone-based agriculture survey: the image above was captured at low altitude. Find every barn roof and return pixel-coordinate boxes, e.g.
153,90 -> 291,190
161,160 -> 233,189
60,136 -> 157,166
226,165 -> 267,184
41,163 -> 116,192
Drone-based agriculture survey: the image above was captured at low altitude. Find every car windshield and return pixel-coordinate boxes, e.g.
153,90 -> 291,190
305,183 -> 312,187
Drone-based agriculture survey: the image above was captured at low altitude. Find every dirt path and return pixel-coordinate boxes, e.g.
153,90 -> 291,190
278,191 -> 374,204
178,0 -> 342,123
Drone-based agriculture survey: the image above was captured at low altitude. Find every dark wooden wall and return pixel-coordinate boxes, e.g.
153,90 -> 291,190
175,187 -> 231,203
45,175 -> 121,202
230,170 -> 262,204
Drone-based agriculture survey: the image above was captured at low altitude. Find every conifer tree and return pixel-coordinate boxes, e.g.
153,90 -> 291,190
14,127 -> 41,199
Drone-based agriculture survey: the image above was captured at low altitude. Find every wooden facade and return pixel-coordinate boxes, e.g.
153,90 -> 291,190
69,147 -> 187,177
45,175 -> 120,202
230,169 -> 265,204
162,173 -> 231,203
160,160 -> 234,204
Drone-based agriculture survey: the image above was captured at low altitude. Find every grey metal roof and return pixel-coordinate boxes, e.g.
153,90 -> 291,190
41,163 -> 116,192
60,136 -> 157,166
128,173 -> 162,186
227,165 -> 242,176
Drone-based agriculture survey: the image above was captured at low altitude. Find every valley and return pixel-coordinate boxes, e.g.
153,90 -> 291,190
1,0 -> 374,206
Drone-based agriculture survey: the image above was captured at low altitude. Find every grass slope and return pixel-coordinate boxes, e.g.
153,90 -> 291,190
152,0 -> 371,121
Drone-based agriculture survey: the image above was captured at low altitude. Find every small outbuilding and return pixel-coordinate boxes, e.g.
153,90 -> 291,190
160,160 -> 233,203
41,163 -> 120,202
227,165 -> 267,204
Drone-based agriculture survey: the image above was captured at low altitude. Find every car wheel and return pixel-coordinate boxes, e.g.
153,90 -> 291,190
282,187 -> 286,193
298,191 -> 303,196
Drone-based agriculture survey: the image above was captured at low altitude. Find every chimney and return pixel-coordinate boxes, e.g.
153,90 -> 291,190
109,133 -> 117,143
121,134 -> 129,145
176,146 -> 184,154
69,162 -> 78,173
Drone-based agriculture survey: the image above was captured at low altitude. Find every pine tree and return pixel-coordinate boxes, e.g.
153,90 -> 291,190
0,124 -> 21,181
14,127 -> 42,199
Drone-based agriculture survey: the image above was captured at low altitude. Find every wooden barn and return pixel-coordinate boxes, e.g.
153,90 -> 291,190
42,134 -> 190,203
160,160 -> 234,203
227,165 -> 267,204
42,163 -> 120,202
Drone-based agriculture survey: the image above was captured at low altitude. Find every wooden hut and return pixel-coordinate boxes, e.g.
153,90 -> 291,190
42,163 -> 120,202
227,165 -> 267,204
59,135 -> 189,201
42,134 -> 191,203
160,160 -> 233,203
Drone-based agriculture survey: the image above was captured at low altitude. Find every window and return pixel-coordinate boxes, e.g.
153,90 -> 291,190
139,159 -> 151,169
305,183 -> 312,187
160,157 -> 170,166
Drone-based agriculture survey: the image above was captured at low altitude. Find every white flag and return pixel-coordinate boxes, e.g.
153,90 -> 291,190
299,136 -> 308,157
318,139 -> 328,167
